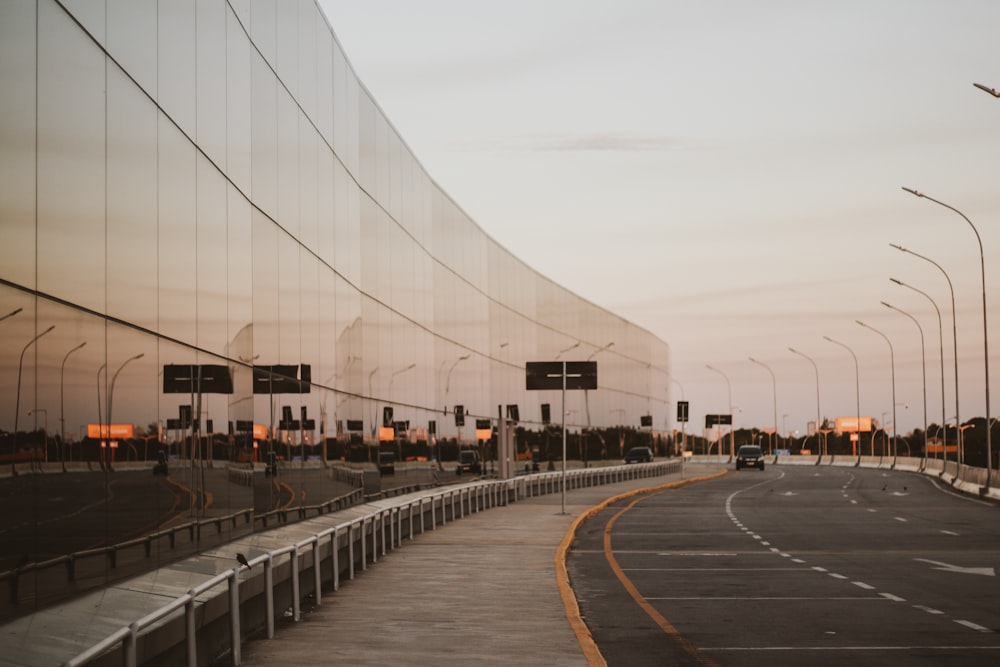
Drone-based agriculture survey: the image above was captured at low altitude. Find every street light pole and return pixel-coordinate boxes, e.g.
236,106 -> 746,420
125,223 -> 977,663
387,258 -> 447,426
748,357 -> 778,456
856,321 -> 898,466
902,188 -> 991,489
789,347 -> 823,458
882,300 -> 930,467
672,379 -> 687,454
824,336 -> 862,464
890,243 -> 961,465
705,364 -> 733,461
890,278 -> 945,463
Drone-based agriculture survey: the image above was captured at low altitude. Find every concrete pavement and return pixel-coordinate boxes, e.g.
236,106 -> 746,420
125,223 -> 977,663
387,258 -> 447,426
239,463 -> 722,667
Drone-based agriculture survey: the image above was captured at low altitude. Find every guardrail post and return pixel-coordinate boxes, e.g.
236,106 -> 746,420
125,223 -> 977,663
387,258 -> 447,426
124,621 -> 138,667
360,518 -> 368,571
331,530 -> 340,591
228,572 -> 242,665
348,523 -> 355,580
291,545 -> 301,622
185,592 -> 197,663
430,496 -> 436,530
313,538 -> 322,606
372,514 -> 379,564
265,557 -> 275,638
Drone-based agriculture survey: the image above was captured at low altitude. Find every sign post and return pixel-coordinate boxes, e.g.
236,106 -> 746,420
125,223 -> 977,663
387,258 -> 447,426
526,361 -> 597,514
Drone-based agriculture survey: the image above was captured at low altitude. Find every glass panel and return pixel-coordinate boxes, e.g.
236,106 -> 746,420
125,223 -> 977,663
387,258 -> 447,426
226,8 -> 252,193
107,0 -> 157,96
157,0 -> 197,137
36,2 -> 106,312
196,157 -> 229,356
157,115 -> 197,345
250,51 -> 278,220
0,1 -> 37,288
107,67 -> 158,330
196,0 -> 227,171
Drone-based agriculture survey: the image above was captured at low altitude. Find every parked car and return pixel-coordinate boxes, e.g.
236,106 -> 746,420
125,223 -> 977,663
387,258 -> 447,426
456,449 -> 482,475
378,450 -> 396,475
624,446 -> 653,463
736,445 -> 765,470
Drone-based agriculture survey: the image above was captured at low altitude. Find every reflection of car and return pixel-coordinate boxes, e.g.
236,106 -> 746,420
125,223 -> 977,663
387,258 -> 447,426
456,449 -> 482,475
736,445 -> 765,470
378,450 -> 396,475
152,451 -> 168,475
624,446 -> 653,464
264,451 -> 278,476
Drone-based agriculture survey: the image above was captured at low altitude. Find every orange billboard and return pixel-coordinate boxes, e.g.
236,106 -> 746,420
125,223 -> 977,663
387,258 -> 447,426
835,417 -> 872,434
87,423 -> 135,439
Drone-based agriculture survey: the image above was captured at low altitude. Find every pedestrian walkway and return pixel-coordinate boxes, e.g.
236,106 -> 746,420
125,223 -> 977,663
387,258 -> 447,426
239,463 -> 723,667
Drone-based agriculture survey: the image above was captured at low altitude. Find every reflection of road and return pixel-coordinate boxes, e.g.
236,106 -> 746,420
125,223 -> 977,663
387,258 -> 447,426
0,471 -> 183,571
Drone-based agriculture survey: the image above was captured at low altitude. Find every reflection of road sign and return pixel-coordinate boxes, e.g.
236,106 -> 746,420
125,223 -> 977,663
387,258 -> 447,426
541,403 -> 551,424
346,419 -> 363,432
836,416 -> 872,433
454,405 -> 465,427
252,364 -> 311,394
525,361 -> 597,390
677,401 -> 689,423
163,364 -> 234,394
382,406 -> 394,427
640,415 -> 652,427
506,404 -> 519,423
705,414 -> 732,427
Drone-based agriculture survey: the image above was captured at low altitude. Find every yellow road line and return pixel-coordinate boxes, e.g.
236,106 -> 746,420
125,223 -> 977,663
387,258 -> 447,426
555,470 -> 727,666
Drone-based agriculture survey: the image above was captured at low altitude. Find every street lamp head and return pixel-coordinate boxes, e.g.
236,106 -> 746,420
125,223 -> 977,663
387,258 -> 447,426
973,82 -> 1000,97
901,186 -> 924,198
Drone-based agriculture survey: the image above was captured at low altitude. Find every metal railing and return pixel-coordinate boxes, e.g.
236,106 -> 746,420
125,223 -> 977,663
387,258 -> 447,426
62,459 -> 681,666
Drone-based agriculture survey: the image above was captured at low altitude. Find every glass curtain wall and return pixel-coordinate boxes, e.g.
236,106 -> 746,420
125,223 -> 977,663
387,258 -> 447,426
0,0 -> 670,619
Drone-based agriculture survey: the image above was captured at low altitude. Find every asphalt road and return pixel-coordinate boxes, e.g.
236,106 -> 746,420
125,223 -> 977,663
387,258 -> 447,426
568,464 -> 1000,666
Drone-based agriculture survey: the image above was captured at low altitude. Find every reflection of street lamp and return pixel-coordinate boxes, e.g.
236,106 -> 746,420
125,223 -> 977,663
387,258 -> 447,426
13,325 -> 55,473
367,367 -> 379,438
107,354 -> 145,465
389,363 -> 416,398
891,277 -> 945,463
444,355 -> 469,397
1,307 -> 23,322
789,347 -> 823,457
60,341 -> 87,464
584,342 -> 614,427
705,364 -> 733,460
824,336 -> 861,463
902,187 -> 991,489
748,357 -> 777,455
856,320 -> 896,464
555,342 -> 579,360
890,243 -> 960,465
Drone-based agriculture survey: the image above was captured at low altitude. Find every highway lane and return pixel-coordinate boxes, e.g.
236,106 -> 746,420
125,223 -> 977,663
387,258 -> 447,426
568,464 -> 1000,666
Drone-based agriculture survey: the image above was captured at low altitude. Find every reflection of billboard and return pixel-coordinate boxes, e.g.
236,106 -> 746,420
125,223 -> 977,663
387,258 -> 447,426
836,417 -> 872,434
87,424 -> 134,439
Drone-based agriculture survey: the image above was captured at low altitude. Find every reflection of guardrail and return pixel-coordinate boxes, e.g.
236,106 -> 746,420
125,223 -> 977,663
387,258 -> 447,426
62,459 -> 680,667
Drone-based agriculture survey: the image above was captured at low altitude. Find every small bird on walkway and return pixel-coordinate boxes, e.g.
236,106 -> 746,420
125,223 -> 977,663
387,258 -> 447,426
236,553 -> 250,570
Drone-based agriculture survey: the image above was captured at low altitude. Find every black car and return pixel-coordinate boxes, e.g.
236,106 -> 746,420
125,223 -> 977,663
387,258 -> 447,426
456,449 -> 482,475
736,445 -> 765,470
624,446 -> 653,463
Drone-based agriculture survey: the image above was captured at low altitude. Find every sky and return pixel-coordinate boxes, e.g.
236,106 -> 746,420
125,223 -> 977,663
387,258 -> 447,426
317,0 -> 1000,439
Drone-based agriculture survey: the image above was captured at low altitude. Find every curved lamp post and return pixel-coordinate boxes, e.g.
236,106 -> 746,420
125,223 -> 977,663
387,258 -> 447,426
890,243 -> 960,464
902,188 -> 991,488
856,321 -> 898,466
824,336 -> 861,464
789,347 -> 823,458
13,325 -> 55,474
705,364 -> 733,460
60,341 -> 87,465
890,278 -> 945,462
748,357 -> 778,455
883,297 -> 931,465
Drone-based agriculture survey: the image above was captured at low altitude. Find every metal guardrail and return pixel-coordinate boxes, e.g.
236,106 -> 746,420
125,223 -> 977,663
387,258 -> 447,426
62,459 -> 681,667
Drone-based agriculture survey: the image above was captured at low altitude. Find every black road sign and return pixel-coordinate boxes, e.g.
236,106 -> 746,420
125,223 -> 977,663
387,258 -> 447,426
163,364 -> 234,394
525,361 -> 598,391
705,413 -> 733,427
677,400 -> 689,423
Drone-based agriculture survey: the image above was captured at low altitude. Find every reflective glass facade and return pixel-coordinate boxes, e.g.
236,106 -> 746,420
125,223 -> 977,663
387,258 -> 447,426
0,0 -> 669,617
